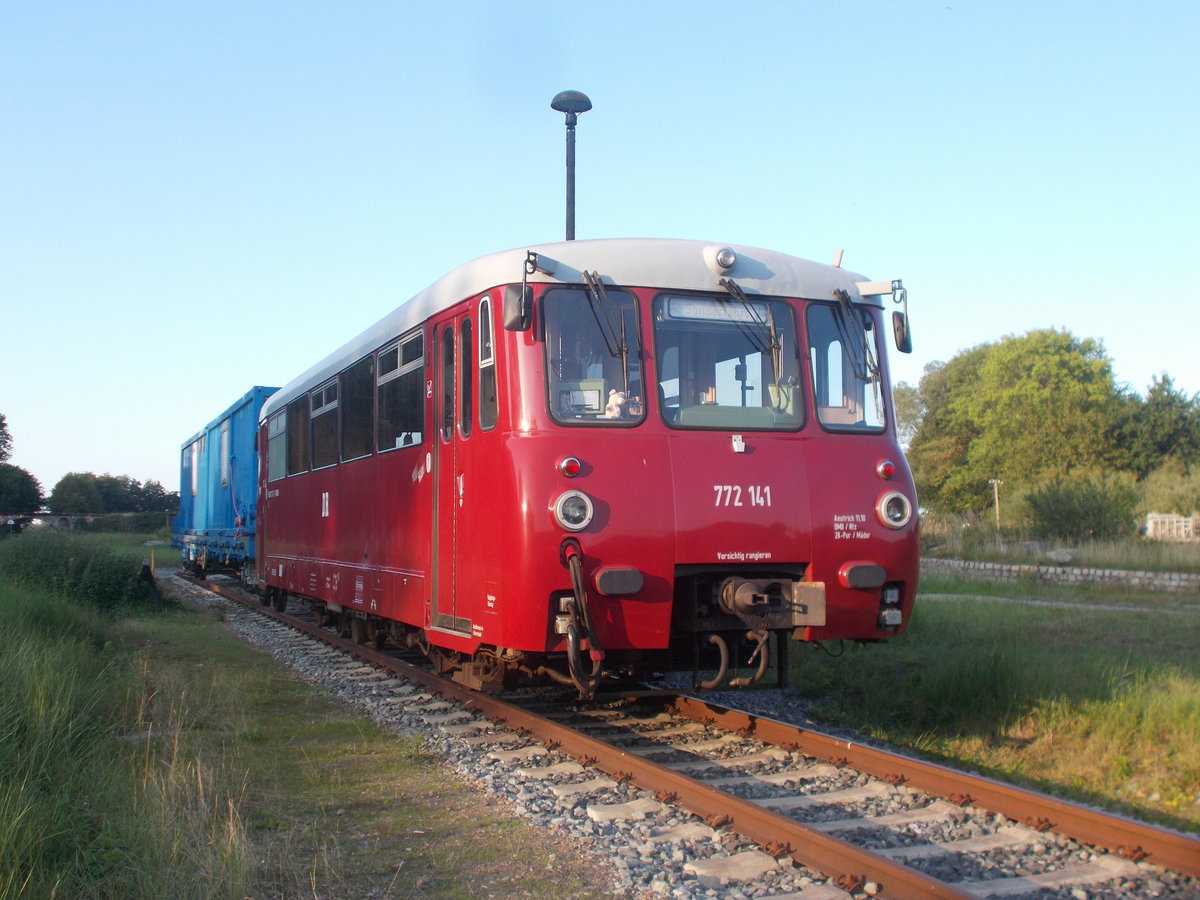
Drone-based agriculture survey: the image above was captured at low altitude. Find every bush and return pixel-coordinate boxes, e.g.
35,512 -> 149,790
0,531 -> 167,611
1025,475 -> 1139,542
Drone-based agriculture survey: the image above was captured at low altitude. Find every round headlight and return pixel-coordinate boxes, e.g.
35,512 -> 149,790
876,491 -> 912,529
552,490 -> 594,532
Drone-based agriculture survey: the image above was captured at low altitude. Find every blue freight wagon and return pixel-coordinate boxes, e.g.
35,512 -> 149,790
172,386 -> 278,580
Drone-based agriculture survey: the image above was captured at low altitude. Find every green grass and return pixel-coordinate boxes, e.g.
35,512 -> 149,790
0,553 -> 248,897
65,528 -> 183,569
919,572 -> 1200,611
0,533 -> 608,899
792,584 -> 1200,830
0,530 -> 169,611
117,598 -> 608,899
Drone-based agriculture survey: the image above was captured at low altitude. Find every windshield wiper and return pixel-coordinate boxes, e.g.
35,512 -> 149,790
720,278 -> 783,398
719,278 -> 770,355
582,270 -> 634,392
833,288 -> 884,421
832,288 -> 879,383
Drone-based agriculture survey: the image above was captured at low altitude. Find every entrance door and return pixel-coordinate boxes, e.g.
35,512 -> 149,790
432,312 -> 473,633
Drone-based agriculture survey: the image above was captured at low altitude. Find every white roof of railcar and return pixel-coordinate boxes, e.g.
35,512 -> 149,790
261,238 -> 881,419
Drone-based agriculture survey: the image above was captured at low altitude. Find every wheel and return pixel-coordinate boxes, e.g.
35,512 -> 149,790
272,590 -> 287,613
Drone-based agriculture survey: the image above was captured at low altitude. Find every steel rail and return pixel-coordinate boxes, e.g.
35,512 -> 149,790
187,578 -> 1198,894
186,579 -> 968,899
668,695 -> 1200,880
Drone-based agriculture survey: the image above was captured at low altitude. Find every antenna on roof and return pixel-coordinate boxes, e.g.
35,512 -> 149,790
551,90 -> 592,241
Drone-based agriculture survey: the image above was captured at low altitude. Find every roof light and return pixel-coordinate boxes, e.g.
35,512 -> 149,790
704,245 -> 737,275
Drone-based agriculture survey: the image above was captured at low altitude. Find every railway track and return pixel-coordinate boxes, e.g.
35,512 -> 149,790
173,573 -> 1200,899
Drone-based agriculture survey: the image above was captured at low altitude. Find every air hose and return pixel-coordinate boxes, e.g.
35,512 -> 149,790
563,547 -> 603,698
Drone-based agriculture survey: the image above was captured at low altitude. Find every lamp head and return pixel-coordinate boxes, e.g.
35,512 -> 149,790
551,90 -> 592,125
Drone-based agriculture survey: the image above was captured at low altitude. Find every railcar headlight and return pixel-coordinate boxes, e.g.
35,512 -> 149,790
552,490 -> 594,532
876,491 -> 912,529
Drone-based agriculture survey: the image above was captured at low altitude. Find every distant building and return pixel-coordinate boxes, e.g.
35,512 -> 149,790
1144,512 -> 1200,541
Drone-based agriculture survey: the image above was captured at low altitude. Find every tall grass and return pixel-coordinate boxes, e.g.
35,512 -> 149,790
922,522 -> 1200,573
0,534 -> 249,898
0,590 -> 114,897
0,530 -> 167,611
792,595 -> 1200,829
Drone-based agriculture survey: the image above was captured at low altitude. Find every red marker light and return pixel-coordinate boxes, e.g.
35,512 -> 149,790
558,457 -> 582,478
877,459 -> 896,480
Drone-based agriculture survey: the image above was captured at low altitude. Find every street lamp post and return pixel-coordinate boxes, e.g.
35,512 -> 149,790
550,90 -> 592,241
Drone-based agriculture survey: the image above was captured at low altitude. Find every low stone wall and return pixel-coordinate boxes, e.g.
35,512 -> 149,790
921,557 -> 1200,593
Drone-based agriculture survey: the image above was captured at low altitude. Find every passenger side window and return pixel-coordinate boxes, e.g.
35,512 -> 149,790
267,412 -> 286,482
287,398 -> 309,475
340,356 -> 374,461
311,381 -> 339,469
377,331 -> 425,451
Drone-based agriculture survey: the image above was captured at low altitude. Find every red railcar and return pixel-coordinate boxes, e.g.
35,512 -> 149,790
257,238 -> 918,694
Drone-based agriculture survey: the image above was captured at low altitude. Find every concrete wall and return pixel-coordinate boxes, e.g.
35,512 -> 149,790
921,557 -> 1200,593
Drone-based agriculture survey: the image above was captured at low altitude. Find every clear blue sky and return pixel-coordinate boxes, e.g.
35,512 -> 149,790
3,1 -> 1197,494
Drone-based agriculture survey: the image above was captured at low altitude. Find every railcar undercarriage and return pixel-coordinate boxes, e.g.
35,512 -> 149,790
255,560 -> 827,699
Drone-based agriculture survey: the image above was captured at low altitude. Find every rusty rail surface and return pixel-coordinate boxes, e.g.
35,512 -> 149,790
186,576 -> 1200,896
667,695 -> 1200,880
189,578 -> 967,897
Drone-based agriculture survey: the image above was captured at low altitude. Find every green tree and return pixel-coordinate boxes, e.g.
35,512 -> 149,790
1115,375 -> 1200,478
0,463 -> 42,514
0,413 -> 11,463
48,472 -> 104,514
906,329 -> 1127,514
1138,458 -> 1200,515
96,474 -> 138,513
892,381 -> 922,448
46,472 -> 177,515
904,345 -> 990,513
963,330 -> 1122,482
136,479 -> 178,513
